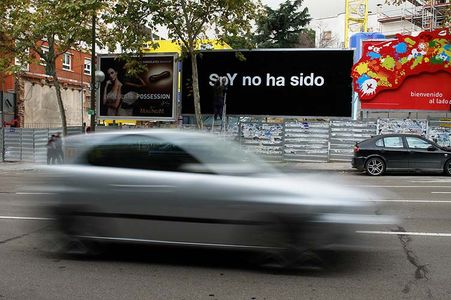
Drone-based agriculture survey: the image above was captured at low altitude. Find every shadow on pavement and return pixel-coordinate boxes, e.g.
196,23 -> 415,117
42,242 -> 372,276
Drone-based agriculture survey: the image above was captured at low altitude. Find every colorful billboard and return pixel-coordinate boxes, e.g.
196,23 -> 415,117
98,54 -> 178,121
352,28 -> 451,110
182,50 -> 353,117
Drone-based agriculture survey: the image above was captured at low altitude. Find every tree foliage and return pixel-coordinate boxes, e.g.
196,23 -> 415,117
105,0 -> 262,129
253,0 -> 312,48
0,0 -> 106,134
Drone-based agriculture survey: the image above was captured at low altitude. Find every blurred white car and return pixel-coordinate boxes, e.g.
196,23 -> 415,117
44,130 -> 393,267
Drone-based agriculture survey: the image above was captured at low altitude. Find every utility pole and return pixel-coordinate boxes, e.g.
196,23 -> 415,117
0,91 -> 3,128
90,13 -> 96,132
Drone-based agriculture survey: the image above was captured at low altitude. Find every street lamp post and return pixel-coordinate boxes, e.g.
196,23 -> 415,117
90,13 -> 96,132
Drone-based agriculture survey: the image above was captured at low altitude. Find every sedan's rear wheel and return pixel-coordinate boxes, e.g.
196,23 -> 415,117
444,159 -> 451,176
365,157 -> 385,176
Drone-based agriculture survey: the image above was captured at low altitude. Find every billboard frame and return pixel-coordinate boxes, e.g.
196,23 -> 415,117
97,53 -> 178,122
181,48 -> 354,118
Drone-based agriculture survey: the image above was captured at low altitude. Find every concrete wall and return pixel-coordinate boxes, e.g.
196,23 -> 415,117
22,80 -> 88,127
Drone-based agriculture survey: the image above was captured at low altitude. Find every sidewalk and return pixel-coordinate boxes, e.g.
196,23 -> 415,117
0,161 -> 40,171
277,162 -> 355,173
0,161 -> 355,172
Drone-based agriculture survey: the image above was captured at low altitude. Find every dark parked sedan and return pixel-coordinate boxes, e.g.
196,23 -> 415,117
352,134 -> 451,176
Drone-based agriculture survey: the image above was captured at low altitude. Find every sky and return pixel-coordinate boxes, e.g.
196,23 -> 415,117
263,0 -> 390,19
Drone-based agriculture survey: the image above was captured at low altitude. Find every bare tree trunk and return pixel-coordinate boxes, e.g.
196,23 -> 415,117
190,53 -> 203,129
45,38 -> 67,136
52,73 -> 68,136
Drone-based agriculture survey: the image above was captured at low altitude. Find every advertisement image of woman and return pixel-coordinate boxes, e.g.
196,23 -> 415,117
103,68 -> 123,116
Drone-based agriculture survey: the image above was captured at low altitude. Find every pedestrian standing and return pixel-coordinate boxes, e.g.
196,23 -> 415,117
54,133 -> 64,164
47,135 -> 56,164
213,78 -> 228,120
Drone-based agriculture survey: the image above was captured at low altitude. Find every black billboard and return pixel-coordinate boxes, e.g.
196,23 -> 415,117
182,50 -> 353,117
98,54 -> 177,121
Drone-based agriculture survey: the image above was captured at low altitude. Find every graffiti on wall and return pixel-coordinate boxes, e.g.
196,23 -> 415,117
377,118 -> 428,135
239,123 -> 283,157
240,123 -> 283,144
428,120 -> 451,146
429,127 -> 451,146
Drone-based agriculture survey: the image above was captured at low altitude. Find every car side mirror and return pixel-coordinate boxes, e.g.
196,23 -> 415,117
427,146 -> 437,151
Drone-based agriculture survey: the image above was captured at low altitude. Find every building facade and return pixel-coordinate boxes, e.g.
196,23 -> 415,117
0,43 -> 92,128
310,0 -> 450,49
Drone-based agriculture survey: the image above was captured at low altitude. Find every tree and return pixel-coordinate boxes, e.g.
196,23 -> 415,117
106,0 -> 261,129
254,0 -> 312,48
315,23 -> 338,48
297,29 -> 315,48
0,0 -> 105,135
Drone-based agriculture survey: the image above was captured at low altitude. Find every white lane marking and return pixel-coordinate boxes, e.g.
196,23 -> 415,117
16,192 -> 54,195
431,192 -> 451,194
0,216 -> 53,221
411,180 -> 451,183
370,199 -> 451,203
357,230 -> 451,237
351,185 -> 451,188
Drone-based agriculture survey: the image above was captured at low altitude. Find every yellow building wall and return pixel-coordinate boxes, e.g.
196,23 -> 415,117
142,39 -> 231,54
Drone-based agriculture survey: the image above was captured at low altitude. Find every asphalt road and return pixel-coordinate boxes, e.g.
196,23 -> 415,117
0,168 -> 450,299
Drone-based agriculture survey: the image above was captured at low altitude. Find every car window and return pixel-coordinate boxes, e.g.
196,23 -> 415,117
406,137 -> 432,149
383,137 -> 404,148
171,135 -> 277,175
375,139 -> 384,147
85,135 -> 201,172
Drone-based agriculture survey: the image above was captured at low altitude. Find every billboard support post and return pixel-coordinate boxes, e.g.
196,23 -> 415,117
352,92 -> 359,120
221,90 -> 227,133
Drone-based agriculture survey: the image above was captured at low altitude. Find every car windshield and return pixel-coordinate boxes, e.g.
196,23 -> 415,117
173,135 -> 278,175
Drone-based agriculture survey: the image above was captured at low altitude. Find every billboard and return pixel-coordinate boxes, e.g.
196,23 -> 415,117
352,29 -> 451,111
181,50 -> 353,117
360,71 -> 451,110
98,54 -> 178,120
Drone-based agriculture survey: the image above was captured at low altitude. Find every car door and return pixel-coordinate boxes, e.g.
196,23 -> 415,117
405,136 -> 443,170
77,134 -> 251,247
381,136 -> 409,170
73,134 -> 203,243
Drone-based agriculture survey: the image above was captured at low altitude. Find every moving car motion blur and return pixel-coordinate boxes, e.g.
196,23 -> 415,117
44,130 -> 393,267
352,134 -> 451,176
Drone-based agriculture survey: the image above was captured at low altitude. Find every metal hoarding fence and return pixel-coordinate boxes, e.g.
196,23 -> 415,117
2,119 -> 450,164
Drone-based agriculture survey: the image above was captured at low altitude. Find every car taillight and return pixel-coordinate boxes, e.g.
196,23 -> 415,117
354,145 -> 360,153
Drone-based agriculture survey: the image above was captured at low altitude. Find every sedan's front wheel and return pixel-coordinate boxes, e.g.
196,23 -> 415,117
254,220 -> 325,270
444,159 -> 451,176
365,157 -> 385,176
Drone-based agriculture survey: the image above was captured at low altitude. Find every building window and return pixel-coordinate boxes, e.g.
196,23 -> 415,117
84,59 -> 91,75
15,49 -> 30,71
40,46 -> 49,65
62,53 -> 72,71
